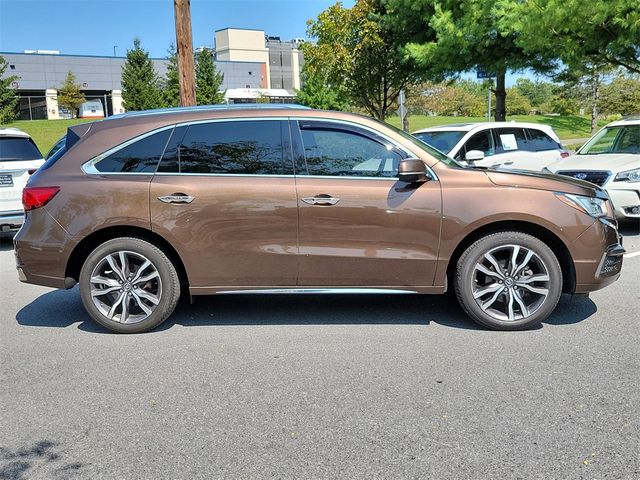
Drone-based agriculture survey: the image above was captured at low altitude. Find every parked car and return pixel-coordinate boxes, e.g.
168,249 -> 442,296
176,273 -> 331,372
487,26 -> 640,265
79,100 -> 105,119
15,106 -> 623,333
413,122 -> 568,170
0,128 -> 44,231
545,118 -> 640,223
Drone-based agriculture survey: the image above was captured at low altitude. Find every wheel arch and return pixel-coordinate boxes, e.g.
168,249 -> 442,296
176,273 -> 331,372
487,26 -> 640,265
65,226 -> 189,288
445,220 -> 576,294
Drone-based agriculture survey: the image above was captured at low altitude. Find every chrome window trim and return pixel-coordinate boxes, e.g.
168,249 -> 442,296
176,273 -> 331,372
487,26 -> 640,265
82,115 -> 438,181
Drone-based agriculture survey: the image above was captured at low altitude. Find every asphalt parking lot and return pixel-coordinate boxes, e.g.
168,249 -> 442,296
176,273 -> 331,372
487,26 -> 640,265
1,226 -> 639,480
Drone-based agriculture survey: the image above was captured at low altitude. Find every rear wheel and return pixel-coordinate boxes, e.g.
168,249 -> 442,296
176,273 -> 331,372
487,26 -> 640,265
79,237 -> 180,333
455,231 -> 562,330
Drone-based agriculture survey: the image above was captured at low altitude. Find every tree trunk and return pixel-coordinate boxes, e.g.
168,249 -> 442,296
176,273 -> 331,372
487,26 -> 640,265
494,69 -> 506,122
591,73 -> 599,134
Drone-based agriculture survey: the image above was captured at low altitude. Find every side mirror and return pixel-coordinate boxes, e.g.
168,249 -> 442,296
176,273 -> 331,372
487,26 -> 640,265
465,150 -> 485,162
398,158 -> 429,184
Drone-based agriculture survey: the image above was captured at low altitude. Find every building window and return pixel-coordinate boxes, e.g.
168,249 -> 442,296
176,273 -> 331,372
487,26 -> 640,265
9,65 -> 16,70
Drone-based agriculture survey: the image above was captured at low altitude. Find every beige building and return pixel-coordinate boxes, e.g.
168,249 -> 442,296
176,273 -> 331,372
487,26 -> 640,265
214,28 -> 303,93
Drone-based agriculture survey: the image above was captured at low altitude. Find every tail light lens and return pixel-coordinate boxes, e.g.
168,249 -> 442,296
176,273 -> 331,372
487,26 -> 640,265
560,150 -> 570,158
22,186 -> 60,211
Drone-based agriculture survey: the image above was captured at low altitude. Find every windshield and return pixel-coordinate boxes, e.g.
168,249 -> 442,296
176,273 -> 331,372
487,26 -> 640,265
413,130 -> 466,154
579,125 -> 640,155
0,137 -> 42,161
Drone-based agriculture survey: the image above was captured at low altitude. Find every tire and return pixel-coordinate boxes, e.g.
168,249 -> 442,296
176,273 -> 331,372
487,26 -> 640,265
79,237 -> 180,333
454,231 -> 562,331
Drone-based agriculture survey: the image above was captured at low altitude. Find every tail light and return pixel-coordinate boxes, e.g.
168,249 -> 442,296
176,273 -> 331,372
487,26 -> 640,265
560,150 -> 570,158
22,186 -> 60,211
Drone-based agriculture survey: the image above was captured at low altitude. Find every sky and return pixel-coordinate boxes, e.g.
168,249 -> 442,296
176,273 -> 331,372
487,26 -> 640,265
0,0 -> 354,58
0,0 -> 531,85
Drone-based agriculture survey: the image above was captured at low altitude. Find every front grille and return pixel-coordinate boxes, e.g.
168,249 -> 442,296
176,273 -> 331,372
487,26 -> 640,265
556,170 -> 610,187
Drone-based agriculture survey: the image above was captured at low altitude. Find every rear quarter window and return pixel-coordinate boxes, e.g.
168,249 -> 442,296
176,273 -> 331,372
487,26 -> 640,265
94,128 -> 173,173
524,128 -> 560,151
0,137 -> 42,161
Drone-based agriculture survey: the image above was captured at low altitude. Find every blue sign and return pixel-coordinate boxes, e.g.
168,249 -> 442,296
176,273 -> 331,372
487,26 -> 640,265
476,67 -> 496,79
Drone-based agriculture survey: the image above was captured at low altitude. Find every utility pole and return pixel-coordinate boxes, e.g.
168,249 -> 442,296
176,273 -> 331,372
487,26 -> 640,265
173,0 -> 196,106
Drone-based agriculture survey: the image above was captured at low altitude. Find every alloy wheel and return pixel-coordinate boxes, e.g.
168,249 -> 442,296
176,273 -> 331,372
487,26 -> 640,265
89,250 -> 162,324
471,244 -> 550,322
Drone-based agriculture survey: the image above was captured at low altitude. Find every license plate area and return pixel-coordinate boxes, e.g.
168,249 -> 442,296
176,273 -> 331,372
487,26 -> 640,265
0,174 -> 13,187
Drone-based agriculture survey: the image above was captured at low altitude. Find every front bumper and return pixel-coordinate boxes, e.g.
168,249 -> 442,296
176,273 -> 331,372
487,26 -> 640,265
606,186 -> 640,220
572,218 -> 624,293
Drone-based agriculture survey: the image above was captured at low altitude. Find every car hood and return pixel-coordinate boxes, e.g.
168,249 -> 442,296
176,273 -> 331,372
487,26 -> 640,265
546,153 -> 640,173
485,168 -> 601,196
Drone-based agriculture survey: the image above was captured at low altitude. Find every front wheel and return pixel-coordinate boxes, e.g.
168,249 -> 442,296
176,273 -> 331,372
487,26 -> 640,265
455,231 -> 562,330
79,237 -> 180,333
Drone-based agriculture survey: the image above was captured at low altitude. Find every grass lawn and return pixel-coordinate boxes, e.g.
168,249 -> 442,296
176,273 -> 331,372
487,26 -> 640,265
3,114 -> 603,154
2,119 -> 92,154
386,114 -> 605,141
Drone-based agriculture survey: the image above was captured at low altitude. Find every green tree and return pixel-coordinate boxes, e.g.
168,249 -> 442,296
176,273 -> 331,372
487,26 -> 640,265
57,71 -> 85,118
0,56 -> 19,123
513,78 -> 554,108
387,0 -> 554,121
195,48 -> 225,105
121,38 -> 163,111
162,43 -> 180,108
598,74 -> 640,117
304,0 -> 420,120
505,88 -> 532,115
296,71 -> 350,110
504,0 -> 640,75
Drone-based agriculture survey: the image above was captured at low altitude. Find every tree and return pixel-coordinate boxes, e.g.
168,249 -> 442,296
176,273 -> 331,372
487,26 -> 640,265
387,0 -> 554,121
505,88 -> 532,115
0,55 -> 19,123
303,0 -> 420,120
162,43 -> 180,108
505,0 -> 640,75
598,75 -> 640,116
195,48 -> 225,105
57,71 -> 85,118
513,78 -> 554,108
296,71 -> 350,110
121,38 -> 163,111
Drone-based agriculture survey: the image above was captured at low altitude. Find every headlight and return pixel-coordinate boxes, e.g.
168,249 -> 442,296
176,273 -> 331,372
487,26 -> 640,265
614,168 -> 640,182
555,193 -> 610,218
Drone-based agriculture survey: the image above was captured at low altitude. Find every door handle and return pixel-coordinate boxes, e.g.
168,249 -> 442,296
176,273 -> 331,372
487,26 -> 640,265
302,195 -> 340,206
158,193 -> 195,204
503,161 -> 514,165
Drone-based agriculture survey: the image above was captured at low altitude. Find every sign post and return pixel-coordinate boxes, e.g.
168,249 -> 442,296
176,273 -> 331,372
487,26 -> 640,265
397,90 -> 409,132
477,68 -> 496,121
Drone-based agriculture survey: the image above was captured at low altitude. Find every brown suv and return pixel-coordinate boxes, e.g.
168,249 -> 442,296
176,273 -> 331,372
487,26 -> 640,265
15,106 -> 624,333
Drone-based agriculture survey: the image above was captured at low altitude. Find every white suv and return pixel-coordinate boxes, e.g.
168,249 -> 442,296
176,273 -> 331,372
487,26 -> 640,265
546,118 -> 640,222
0,128 -> 45,231
413,122 -> 568,170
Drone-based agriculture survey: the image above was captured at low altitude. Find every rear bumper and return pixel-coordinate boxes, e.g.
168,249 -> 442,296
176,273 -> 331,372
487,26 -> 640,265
0,210 -> 24,230
572,218 -> 624,293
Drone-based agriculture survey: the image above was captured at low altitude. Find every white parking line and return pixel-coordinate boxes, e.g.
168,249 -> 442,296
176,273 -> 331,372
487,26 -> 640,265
624,251 -> 640,258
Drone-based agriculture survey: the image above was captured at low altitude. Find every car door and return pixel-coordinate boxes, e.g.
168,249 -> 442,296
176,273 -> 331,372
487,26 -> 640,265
520,128 -> 565,170
492,127 -> 530,169
291,119 -> 442,287
150,118 -> 299,290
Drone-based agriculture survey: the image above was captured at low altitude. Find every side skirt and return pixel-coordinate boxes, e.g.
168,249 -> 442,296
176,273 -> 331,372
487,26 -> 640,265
189,286 -> 446,295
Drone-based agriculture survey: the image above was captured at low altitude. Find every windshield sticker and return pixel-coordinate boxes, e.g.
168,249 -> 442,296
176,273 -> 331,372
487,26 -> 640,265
500,134 -> 518,151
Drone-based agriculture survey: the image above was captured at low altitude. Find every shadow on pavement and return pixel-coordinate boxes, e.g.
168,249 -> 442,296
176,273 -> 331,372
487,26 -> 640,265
0,232 -> 16,252
16,288 -> 597,333
0,440 -> 84,480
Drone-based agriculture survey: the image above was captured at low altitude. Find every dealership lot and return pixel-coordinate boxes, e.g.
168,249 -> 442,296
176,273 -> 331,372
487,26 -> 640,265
1,228 -> 639,480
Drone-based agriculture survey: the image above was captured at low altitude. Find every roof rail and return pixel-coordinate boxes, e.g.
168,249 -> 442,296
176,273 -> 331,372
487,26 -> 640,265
107,103 -> 311,120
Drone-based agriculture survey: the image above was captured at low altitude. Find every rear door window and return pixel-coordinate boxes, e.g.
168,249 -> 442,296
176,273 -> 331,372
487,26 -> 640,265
524,129 -> 560,151
175,120 -> 288,175
94,128 -> 172,173
0,137 -> 42,161
495,128 -> 527,153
